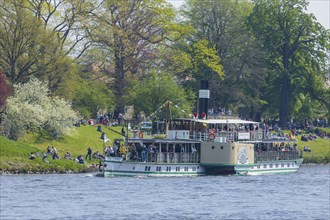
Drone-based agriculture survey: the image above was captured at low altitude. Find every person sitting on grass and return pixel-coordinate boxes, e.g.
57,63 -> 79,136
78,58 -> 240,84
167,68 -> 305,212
63,152 -> 72,160
29,152 -> 36,160
76,155 -> 85,164
47,145 -> 52,155
304,146 -> 312,152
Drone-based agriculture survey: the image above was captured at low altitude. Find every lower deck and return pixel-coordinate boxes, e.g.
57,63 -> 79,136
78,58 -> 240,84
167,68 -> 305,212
103,157 -> 204,177
103,157 -> 303,177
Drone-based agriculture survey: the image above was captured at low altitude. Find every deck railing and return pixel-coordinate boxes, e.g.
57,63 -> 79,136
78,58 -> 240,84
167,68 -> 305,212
189,130 -> 294,143
121,152 -> 200,164
254,150 -> 302,162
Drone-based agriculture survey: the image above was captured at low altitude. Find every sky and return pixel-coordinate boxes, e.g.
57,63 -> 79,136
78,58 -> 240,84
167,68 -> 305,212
167,0 -> 330,29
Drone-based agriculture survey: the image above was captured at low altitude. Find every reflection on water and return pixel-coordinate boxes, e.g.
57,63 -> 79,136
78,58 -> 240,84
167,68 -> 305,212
1,165 -> 329,220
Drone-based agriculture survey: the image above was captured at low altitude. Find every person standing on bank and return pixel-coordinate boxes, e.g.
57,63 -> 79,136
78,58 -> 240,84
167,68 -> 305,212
121,127 -> 125,136
52,146 -> 59,159
86,147 -> 92,160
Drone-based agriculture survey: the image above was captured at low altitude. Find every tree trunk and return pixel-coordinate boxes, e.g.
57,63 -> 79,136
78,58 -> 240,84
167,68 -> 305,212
279,75 -> 291,128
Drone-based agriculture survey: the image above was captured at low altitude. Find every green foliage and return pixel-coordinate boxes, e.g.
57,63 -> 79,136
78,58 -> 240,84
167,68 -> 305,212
191,39 -> 224,79
126,71 -> 194,119
4,77 -> 80,140
248,0 -> 330,125
86,0 -> 179,113
72,80 -> 114,119
179,0 -> 267,119
0,0 -> 88,98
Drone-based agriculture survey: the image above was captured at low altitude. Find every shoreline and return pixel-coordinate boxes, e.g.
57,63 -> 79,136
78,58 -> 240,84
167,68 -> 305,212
1,163 -> 329,176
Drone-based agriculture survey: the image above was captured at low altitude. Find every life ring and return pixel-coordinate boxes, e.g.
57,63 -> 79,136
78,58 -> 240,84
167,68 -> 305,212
208,133 -> 215,141
139,131 -> 144,138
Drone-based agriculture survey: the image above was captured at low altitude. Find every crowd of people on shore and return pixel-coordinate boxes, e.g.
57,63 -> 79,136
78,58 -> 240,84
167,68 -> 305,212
29,144 -> 106,165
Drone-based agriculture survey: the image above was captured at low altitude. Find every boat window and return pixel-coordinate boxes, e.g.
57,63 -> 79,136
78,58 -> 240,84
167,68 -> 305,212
192,167 -> 197,171
281,163 -> 284,167
148,166 -> 151,171
275,164 -> 279,168
270,164 -> 273,168
287,163 -> 290,167
263,164 -> 267,168
145,166 -> 148,171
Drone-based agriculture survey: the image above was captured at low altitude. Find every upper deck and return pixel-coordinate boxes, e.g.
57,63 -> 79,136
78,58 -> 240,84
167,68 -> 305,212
137,117 -> 296,144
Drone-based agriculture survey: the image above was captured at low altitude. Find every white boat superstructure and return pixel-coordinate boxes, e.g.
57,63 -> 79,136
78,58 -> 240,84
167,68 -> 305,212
102,117 -> 303,177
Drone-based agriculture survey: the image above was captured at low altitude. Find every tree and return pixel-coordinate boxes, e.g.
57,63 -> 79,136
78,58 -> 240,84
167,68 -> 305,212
86,0 -> 180,114
126,71 -> 194,119
72,80 -> 115,119
179,0 -> 266,119
0,0 -> 48,83
248,0 -> 330,127
4,77 -> 80,140
0,0 -> 92,97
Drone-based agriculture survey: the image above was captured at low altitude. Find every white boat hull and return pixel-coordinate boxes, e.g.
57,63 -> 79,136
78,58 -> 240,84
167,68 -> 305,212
103,157 -> 205,177
103,157 -> 302,177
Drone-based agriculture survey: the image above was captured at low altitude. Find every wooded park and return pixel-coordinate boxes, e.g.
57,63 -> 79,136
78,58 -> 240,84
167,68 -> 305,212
0,0 -> 329,141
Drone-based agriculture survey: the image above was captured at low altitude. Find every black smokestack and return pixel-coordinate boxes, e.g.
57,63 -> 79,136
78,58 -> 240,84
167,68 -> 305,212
198,80 -> 209,119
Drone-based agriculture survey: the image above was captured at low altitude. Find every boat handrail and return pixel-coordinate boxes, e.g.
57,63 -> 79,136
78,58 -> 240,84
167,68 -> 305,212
189,130 -> 296,143
106,152 -> 200,164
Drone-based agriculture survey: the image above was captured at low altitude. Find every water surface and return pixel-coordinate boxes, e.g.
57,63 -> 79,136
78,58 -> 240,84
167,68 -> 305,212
1,164 -> 329,220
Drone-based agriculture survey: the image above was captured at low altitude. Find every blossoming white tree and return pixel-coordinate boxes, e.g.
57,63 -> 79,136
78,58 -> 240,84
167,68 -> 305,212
4,77 -> 80,140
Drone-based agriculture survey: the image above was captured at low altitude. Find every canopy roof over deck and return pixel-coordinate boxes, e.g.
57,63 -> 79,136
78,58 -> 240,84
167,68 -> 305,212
193,119 -> 259,124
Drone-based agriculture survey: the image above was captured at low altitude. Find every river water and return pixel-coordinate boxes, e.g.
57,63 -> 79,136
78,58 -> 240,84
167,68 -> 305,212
0,165 -> 329,220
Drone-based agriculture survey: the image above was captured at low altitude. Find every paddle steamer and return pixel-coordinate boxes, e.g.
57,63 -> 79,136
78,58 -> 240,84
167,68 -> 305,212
103,81 -> 303,177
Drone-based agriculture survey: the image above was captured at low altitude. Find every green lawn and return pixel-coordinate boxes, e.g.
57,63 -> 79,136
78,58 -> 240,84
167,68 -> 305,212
295,128 -> 330,163
0,124 -> 124,173
19,124 -> 124,157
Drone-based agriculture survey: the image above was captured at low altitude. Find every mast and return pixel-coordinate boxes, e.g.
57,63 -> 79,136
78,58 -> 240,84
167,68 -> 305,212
165,101 -> 172,138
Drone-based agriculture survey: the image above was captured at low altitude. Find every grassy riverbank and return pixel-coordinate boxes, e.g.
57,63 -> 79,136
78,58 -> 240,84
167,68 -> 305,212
295,127 -> 330,163
0,124 -> 123,174
0,125 -> 329,174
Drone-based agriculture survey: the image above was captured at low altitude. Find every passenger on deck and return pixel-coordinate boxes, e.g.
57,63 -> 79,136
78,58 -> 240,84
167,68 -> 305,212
141,145 -> 147,162
120,145 -> 127,158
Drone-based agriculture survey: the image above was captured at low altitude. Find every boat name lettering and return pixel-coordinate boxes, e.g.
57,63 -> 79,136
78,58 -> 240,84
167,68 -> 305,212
238,132 -> 250,140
